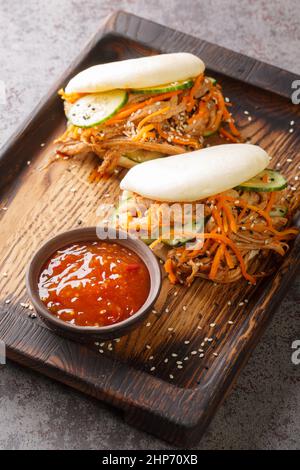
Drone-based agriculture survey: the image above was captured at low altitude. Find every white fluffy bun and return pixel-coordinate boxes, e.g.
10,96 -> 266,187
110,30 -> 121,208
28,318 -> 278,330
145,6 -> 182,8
65,53 -> 205,94
120,144 -> 270,202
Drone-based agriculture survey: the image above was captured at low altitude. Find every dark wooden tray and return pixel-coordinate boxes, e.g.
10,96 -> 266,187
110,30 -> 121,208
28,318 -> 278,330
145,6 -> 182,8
0,11 -> 299,447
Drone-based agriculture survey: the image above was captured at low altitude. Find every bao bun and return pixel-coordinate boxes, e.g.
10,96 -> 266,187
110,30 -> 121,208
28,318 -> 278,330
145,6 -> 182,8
65,53 -> 205,94
120,144 -> 270,202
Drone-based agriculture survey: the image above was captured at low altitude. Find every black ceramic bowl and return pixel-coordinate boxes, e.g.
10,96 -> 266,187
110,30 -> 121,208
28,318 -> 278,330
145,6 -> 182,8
26,227 -> 162,342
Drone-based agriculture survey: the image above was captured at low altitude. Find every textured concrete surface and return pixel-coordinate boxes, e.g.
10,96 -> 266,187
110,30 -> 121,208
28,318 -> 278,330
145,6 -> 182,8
0,0 -> 299,450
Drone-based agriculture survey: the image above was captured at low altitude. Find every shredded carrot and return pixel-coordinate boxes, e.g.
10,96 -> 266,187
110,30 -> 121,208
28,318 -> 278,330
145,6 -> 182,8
156,124 -> 200,149
164,258 -> 177,284
209,244 -> 225,280
137,106 -> 170,130
266,192 -> 275,213
219,198 -> 237,233
105,90 -> 182,125
132,124 -> 155,141
222,196 -> 273,226
219,127 -> 240,143
224,247 -> 235,269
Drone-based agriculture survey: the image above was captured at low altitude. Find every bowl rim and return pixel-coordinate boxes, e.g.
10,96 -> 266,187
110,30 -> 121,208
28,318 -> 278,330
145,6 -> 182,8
26,226 -> 162,335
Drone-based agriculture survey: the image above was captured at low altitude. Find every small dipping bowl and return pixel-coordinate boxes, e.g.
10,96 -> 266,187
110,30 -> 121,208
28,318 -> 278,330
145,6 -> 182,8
26,227 -> 162,342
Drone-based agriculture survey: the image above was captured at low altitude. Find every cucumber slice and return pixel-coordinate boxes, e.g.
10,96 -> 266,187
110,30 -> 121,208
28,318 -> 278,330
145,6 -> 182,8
235,169 -> 288,192
131,79 -> 194,94
123,150 -> 164,163
270,207 -> 288,217
67,90 -> 128,128
207,76 -> 217,85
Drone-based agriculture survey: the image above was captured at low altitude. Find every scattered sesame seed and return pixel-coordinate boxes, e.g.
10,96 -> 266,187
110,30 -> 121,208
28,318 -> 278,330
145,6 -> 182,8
150,366 -> 156,372
289,128 -> 294,133
165,308 -> 169,313
210,323 -> 216,328
99,349 -> 104,354
228,320 -> 234,325
70,188 -> 76,193
173,291 -> 178,296
5,299 -> 11,304
169,374 -> 174,379
184,356 -> 189,361
168,327 -> 174,332
239,302 -> 245,306
177,365 -> 183,369
248,116 -> 252,121
201,342 -> 205,347
2,272 -> 8,277
146,344 -> 151,350
291,186 -> 297,191
95,342 -> 100,346
199,353 -> 205,358
149,355 -> 154,360
191,351 -> 197,355
182,305 -> 187,311
171,353 -> 178,357
152,309 -> 157,314
227,301 -> 232,306
27,160 -> 31,165
176,361 -> 183,365
213,352 -> 219,357
40,143 -> 45,147
2,207 -> 8,211
164,358 -> 169,363
184,340 -> 190,344
197,325 -> 202,330
20,302 -> 29,308
244,110 -> 249,115
290,120 -> 295,126
287,158 -> 293,162
225,97 -> 230,103
30,313 -> 37,319
146,322 -> 151,327
207,338 -> 213,342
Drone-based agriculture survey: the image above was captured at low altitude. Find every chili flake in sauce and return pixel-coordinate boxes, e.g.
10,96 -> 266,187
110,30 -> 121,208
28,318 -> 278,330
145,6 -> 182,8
38,241 -> 150,327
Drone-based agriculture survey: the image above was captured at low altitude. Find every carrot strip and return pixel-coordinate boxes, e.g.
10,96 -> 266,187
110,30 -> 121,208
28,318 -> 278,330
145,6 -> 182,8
137,106 -> 170,130
224,247 -> 235,269
164,258 -> 177,284
209,244 -> 225,280
105,90 -> 182,125
266,192 -> 275,213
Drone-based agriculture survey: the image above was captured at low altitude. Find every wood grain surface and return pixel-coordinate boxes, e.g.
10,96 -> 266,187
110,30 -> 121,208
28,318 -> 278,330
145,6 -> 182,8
0,11 -> 299,446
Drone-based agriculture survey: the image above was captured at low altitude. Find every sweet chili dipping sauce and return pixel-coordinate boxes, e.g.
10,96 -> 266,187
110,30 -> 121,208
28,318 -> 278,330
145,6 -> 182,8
38,241 -> 150,327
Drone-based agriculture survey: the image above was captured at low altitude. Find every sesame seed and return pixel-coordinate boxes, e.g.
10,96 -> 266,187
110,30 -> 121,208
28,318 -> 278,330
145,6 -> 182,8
27,160 -> 31,165
164,358 -> 169,363
207,338 -> 213,342
287,158 -> 293,162
228,320 -> 234,325
169,374 -> 174,379
146,322 -> 151,327
2,207 -> 7,211
248,116 -> 252,121
2,272 -> 8,277
197,325 -> 202,330
210,323 -> 216,328
165,308 -> 169,313
70,188 -> 76,193
177,365 -> 183,369
150,366 -> 156,371
176,361 -> 183,365
244,110 -> 249,115
5,299 -> 11,304
152,309 -> 157,314
40,143 -> 45,147
227,301 -> 232,306
289,128 -> 294,133
191,351 -> 197,355
173,291 -> 178,296
146,344 -> 151,350
184,356 -> 189,361
213,352 -> 218,357
168,327 -> 174,332
291,186 -> 297,191
171,353 -> 178,357
99,349 -> 104,353
182,305 -> 187,311
290,120 -> 295,125
184,340 -> 190,344
239,302 -> 245,306
149,355 -> 154,360
199,353 -> 205,358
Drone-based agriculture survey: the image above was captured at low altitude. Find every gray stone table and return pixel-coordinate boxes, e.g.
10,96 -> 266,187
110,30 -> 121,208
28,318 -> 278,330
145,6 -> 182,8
0,0 -> 299,450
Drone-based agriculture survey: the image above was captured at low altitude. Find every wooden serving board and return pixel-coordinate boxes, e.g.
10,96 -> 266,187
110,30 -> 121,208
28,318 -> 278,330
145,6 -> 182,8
0,11 -> 299,446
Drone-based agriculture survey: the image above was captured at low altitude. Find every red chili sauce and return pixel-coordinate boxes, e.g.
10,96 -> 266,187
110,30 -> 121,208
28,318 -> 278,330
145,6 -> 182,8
38,241 -> 150,327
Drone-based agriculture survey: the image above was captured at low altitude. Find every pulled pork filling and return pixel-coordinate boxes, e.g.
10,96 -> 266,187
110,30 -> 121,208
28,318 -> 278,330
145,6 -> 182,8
55,74 -> 241,179
115,189 -> 299,285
